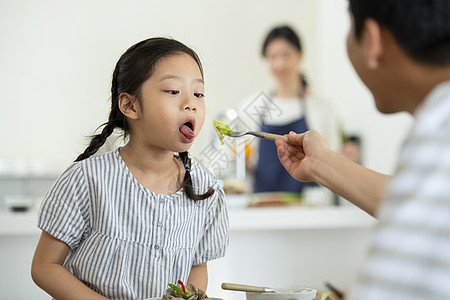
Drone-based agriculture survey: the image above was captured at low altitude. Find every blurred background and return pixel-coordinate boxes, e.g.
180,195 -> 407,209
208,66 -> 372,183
0,0 -> 414,299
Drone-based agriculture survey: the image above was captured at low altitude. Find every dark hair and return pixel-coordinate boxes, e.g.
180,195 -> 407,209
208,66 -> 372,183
262,25 -> 308,92
75,37 -> 214,201
349,0 -> 450,66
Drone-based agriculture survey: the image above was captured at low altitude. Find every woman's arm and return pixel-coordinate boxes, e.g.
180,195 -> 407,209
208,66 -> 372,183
31,231 -> 109,300
187,262 -> 207,292
276,130 -> 390,216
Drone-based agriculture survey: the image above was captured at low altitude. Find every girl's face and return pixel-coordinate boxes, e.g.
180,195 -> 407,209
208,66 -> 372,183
265,38 -> 302,83
136,53 -> 206,153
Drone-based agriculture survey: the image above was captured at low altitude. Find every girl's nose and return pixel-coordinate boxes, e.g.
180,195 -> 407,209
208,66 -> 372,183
184,97 -> 196,111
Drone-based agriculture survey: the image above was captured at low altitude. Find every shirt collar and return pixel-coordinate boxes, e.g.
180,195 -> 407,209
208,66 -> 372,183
414,80 -> 450,118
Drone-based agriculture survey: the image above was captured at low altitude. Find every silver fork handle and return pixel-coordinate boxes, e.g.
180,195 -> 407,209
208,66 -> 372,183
247,131 -> 266,139
249,131 -> 289,143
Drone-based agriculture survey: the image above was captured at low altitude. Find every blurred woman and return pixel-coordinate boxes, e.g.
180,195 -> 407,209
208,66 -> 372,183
239,25 -> 341,194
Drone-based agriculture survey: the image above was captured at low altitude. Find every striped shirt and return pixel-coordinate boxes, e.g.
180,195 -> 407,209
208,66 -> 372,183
349,80 -> 450,300
37,149 -> 229,300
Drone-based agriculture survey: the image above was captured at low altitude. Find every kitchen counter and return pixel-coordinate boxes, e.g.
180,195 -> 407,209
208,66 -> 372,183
0,210 -> 41,235
0,202 -> 377,300
228,205 -> 376,230
0,205 -> 376,236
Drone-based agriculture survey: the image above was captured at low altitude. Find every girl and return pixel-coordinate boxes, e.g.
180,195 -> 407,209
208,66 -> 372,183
31,37 -> 229,300
239,25 -> 341,194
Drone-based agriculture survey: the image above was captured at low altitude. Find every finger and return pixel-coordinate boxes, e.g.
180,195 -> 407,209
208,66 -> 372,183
275,140 -> 288,160
278,141 -> 303,165
285,145 -> 303,162
286,131 -> 307,146
276,143 -> 293,170
275,138 -> 286,148
276,139 -> 291,160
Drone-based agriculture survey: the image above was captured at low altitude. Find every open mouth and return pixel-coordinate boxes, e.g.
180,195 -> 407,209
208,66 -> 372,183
185,120 -> 194,131
179,118 -> 196,142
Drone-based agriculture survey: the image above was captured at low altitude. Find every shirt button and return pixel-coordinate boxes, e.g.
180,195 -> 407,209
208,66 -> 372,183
159,198 -> 164,204
157,222 -> 162,227
154,245 -> 160,250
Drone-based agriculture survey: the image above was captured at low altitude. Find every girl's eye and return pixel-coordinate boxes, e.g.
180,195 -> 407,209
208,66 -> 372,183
165,90 -> 180,95
194,93 -> 204,98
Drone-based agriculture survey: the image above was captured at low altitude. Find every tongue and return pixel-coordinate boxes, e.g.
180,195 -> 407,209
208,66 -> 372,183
179,124 -> 195,139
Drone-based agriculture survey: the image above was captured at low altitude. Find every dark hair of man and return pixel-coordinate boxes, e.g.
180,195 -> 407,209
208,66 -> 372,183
349,0 -> 450,66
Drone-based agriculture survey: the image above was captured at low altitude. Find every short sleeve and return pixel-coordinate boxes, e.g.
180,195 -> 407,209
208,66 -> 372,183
192,182 -> 230,265
37,162 -> 91,250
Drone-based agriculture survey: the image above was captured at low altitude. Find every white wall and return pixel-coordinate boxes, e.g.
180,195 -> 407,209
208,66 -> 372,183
1,0 -> 413,176
0,0 -> 317,174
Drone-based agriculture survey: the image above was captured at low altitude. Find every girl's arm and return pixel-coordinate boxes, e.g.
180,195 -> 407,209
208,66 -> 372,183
31,231 -> 109,300
276,130 -> 390,216
187,262 -> 208,292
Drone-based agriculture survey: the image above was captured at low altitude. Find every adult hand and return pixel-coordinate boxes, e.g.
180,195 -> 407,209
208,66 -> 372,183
275,129 -> 331,183
276,129 -> 389,216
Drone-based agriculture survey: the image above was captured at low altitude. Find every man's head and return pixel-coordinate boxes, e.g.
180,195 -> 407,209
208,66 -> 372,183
346,0 -> 450,114
349,0 -> 450,66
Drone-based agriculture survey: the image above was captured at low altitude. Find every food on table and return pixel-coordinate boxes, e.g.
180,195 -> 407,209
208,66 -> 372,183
222,179 -> 250,195
162,280 -> 208,300
315,291 -> 331,300
213,120 -> 232,145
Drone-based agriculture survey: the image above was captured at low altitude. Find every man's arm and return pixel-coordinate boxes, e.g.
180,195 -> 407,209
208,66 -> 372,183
276,130 -> 390,216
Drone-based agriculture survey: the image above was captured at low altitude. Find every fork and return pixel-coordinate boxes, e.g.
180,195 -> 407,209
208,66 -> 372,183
220,127 -> 290,144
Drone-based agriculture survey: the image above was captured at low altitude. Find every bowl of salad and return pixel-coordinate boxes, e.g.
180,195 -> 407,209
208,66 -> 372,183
147,281 -> 223,300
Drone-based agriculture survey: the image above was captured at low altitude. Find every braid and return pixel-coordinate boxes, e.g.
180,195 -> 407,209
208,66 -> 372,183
75,63 -> 126,162
179,151 -> 214,201
75,121 -> 116,162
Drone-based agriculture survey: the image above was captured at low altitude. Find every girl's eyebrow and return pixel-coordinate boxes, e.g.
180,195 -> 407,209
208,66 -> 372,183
159,74 -> 181,82
159,74 -> 204,84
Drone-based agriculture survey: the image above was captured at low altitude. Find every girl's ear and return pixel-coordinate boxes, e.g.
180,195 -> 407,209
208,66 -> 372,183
119,93 -> 140,120
363,18 -> 383,69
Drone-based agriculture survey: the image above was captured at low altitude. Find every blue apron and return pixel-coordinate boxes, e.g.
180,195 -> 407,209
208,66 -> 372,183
253,100 -> 318,193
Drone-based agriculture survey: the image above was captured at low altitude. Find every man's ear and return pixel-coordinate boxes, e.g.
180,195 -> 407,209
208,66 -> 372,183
118,93 -> 140,120
363,18 -> 383,69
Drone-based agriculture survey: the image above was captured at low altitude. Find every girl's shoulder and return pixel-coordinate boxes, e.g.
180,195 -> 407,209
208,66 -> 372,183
190,157 -> 216,181
173,154 -> 217,184
189,157 -> 223,191
58,149 -> 121,182
81,148 -> 119,162
74,149 -> 121,169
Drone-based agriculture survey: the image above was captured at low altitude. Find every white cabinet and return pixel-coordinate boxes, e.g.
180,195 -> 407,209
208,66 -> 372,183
0,205 -> 376,299
208,206 -> 376,300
